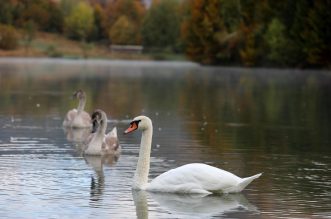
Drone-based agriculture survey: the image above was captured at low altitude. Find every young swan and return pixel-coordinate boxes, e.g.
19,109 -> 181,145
63,90 -> 92,128
84,109 -> 120,156
125,115 -> 262,194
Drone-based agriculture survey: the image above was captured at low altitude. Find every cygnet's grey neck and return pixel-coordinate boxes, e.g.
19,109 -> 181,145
97,120 -> 107,136
77,97 -> 86,113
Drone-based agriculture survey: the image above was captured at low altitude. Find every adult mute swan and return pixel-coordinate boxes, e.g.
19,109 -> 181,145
124,116 -> 262,194
84,109 -> 120,156
63,90 -> 92,128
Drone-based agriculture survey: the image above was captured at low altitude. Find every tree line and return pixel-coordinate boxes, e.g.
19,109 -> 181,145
0,0 -> 330,68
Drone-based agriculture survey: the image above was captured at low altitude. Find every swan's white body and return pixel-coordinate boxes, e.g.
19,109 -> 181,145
125,116 -> 262,194
85,127 -> 120,156
85,110 -> 120,156
63,90 -> 92,128
147,163 -> 261,194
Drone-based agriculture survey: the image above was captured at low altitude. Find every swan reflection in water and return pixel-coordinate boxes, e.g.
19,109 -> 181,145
64,127 -> 121,202
84,155 -> 119,202
132,190 -> 258,219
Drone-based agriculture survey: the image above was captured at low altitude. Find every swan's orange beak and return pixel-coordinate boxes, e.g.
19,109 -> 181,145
124,122 -> 138,134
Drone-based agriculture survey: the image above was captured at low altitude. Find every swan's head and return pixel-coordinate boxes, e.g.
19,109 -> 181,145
73,89 -> 85,100
124,116 -> 152,134
91,109 -> 107,133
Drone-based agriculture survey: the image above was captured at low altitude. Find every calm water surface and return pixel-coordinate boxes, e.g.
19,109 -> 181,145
0,58 -> 330,218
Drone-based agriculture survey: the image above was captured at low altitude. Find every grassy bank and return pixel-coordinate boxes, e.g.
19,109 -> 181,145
0,31 -> 187,61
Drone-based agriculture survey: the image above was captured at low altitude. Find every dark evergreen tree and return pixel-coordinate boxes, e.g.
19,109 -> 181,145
141,0 -> 181,51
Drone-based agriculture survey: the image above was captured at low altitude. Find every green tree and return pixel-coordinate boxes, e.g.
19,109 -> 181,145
221,0 -> 241,32
22,20 -> 37,55
60,0 -> 76,17
0,24 -> 18,50
302,0 -> 331,67
47,2 -> 64,33
141,0 -> 181,51
0,1 -> 14,24
105,0 -> 145,27
91,3 -> 108,41
65,2 -> 94,40
109,16 -> 136,45
239,31 -> 257,67
0,0 -> 63,33
19,0 -> 50,30
105,0 -> 145,44
264,18 -> 288,66
287,1 -> 311,67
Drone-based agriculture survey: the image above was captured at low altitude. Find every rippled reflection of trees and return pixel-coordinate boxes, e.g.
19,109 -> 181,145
1,62 -> 330,154
177,68 -> 331,154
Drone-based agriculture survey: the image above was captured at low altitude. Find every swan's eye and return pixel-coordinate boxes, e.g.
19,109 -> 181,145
130,120 -> 141,126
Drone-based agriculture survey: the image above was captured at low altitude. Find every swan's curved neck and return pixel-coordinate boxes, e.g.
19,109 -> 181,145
133,125 -> 153,190
86,117 -> 107,155
77,97 -> 86,113
97,119 -> 107,136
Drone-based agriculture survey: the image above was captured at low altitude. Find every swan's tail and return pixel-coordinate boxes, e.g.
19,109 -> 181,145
109,127 -> 117,138
236,173 -> 262,192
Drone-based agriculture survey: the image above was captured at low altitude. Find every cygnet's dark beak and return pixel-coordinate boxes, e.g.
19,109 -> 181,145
91,119 -> 98,133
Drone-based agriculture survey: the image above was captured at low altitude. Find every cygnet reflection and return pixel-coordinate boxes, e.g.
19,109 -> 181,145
64,127 -> 91,143
85,155 -> 119,202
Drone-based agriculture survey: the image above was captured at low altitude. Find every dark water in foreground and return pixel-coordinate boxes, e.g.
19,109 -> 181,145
0,58 -> 330,218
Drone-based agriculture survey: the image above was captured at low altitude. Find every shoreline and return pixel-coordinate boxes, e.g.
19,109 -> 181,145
0,56 -> 198,67
1,57 -> 330,75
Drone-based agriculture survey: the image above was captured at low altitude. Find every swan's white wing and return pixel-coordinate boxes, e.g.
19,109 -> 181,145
104,127 -> 119,149
72,110 -> 92,128
78,111 -> 92,127
63,109 -> 77,126
102,127 -> 120,155
80,111 -> 91,121
148,163 -> 242,194
103,135 -> 120,151
108,127 -> 117,138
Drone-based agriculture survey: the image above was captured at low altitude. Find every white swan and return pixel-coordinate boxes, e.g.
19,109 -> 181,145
84,109 -> 120,156
63,90 -> 92,128
124,116 -> 262,194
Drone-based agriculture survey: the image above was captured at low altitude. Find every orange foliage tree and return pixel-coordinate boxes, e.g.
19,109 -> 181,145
181,0 -> 241,65
91,3 -> 109,41
105,0 -> 146,45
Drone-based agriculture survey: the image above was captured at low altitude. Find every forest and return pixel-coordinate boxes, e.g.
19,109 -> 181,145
0,0 -> 330,68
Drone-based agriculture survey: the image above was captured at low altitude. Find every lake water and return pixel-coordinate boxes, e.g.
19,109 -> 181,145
0,58 -> 330,218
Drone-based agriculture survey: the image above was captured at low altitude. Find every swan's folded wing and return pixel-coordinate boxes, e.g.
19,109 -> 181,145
104,134 -> 120,151
63,109 -> 77,126
104,127 -> 119,150
80,111 -> 92,122
148,163 -> 241,193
